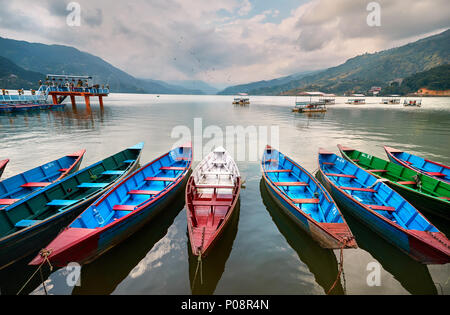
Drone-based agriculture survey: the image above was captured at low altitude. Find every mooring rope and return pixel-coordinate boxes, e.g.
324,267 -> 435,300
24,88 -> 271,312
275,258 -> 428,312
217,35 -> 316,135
16,249 -> 53,295
192,251 -> 203,290
327,239 -> 349,295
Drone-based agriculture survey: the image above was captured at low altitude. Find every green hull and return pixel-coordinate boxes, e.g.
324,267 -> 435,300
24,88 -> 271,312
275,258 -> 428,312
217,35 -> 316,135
0,144 -> 143,270
338,145 -> 450,221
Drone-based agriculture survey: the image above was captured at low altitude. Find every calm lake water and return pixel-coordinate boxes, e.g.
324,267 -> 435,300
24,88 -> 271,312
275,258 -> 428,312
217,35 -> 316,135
0,95 -> 449,295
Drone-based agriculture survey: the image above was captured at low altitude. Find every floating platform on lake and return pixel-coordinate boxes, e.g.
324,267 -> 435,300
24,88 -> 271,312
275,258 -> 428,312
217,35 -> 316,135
0,74 -> 109,113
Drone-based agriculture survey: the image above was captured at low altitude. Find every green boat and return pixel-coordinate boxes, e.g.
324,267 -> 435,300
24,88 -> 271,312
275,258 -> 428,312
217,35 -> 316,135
0,143 -> 143,270
338,145 -> 450,221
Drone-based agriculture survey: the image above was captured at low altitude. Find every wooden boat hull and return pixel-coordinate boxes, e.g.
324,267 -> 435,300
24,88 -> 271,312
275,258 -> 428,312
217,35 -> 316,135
30,144 -> 192,267
262,147 -> 356,249
318,151 -> 450,264
263,178 -> 352,249
338,145 -> 450,221
0,159 -> 9,178
186,147 -> 241,258
0,144 -> 143,270
385,146 -> 450,183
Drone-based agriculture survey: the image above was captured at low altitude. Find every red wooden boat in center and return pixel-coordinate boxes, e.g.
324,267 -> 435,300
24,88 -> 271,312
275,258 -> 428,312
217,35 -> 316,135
186,147 -> 241,258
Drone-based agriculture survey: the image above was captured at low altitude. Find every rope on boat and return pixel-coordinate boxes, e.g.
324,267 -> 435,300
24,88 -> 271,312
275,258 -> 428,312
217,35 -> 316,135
192,250 -> 204,290
327,238 -> 351,295
16,249 -> 53,295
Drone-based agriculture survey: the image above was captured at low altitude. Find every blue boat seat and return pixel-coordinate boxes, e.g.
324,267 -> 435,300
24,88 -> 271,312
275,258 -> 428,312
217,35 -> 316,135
123,160 -> 136,164
77,183 -> 110,189
15,220 -> 43,229
47,200 -> 80,207
101,170 -> 126,176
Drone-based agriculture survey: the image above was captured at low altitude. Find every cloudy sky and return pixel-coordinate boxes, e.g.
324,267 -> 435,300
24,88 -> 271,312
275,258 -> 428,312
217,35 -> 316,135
0,0 -> 449,87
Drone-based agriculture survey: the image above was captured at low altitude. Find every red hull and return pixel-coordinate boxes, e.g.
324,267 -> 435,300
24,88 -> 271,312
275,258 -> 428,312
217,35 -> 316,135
186,177 -> 241,258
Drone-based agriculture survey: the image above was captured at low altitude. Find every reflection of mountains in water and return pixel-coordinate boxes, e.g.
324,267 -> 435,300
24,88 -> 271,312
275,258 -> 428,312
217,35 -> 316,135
71,189 -> 186,295
339,205 -> 438,295
259,179 -> 344,295
188,201 -> 240,295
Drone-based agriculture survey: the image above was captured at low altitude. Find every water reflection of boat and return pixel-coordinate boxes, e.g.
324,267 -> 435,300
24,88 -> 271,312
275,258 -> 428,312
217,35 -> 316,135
188,201 -> 240,295
260,179 -> 345,295
341,206 -> 438,295
71,187 -> 187,295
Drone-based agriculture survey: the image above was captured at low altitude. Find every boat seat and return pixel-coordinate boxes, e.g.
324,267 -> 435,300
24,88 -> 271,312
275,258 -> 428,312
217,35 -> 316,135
265,170 -> 292,173
160,167 -> 185,171
15,220 -> 43,229
264,159 -> 278,164
176,157 -> 190,161
128,190 -> 160,195
21,182 -> 52,188
322,162 -> 335,166
113,205 -> 136,211
339,187 -> 377,193
325,173 -> 357,179
352,159 -> 360,162
123,160 -> 135,164
195,184 -> 235,189
101,170 -> 126,176
426,172 -> 446,177
291,198 -> 320,204
0,199 -> 20,206
77,182 -> 110,189
47,200 -> 80,207
369,170 -> 389,173
275,182 -> 307,187
192,200 -> 231,207
397,181 -> 416,185
367,205 -> 396,212
145,177 -> 176,182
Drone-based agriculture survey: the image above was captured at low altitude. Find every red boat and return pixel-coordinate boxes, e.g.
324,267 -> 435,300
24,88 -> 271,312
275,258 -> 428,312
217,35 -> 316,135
0,159 -> 9,178
186,147 -> 241,258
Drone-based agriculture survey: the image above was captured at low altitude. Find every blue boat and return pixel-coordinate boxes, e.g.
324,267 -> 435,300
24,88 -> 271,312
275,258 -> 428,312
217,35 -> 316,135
30,143 -> 193,267
0,143 -> 143,270
261,146 -> 356,249
385,146 -> 450,183
0,150 -> 86,209
317,149 -> 450,264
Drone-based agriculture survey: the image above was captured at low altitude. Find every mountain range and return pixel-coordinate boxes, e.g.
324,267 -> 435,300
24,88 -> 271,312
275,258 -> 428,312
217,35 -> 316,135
0,36 -> 213,95
219,29 -> 450,95
1,29 -> 449,96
